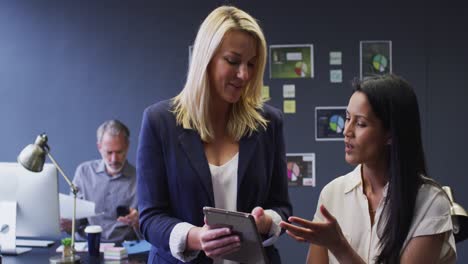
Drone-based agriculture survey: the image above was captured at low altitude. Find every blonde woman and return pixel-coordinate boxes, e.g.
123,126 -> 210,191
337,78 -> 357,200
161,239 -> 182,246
137,6 -> 291,264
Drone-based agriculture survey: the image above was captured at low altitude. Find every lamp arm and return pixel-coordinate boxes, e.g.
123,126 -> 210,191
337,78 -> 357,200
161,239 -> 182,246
46,152 -> 78,252
46,153 -> 78,194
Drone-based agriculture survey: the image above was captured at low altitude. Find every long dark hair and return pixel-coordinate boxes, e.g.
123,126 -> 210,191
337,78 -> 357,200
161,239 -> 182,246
353,74 -> 426,263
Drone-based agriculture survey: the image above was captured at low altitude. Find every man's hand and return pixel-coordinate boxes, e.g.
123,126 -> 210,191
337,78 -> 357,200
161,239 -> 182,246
60,218 -> 72,233
117,207 -> 139,228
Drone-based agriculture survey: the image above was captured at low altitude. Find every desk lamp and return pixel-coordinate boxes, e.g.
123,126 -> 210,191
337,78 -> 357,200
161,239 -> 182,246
443,186 -> 468,243
18,133 -> 80,264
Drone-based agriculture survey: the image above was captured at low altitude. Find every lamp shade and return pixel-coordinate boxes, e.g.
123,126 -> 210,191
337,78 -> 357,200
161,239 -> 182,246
17,133 -> 81,263
443,186 -> 468,243
17,134 -> 49,172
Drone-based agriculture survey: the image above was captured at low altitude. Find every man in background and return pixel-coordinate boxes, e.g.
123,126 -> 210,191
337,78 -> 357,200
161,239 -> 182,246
61,119 -> 140,242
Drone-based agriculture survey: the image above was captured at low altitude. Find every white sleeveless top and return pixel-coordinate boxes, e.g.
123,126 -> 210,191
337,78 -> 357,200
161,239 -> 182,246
209,152 -> 239,211
209,153 -> 239,264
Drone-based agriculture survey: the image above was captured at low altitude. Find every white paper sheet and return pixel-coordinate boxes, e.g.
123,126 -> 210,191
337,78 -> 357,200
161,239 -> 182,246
59,193 -> 97,219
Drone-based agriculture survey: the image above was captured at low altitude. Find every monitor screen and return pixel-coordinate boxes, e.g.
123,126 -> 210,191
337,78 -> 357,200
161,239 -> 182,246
0,162 -> 61,239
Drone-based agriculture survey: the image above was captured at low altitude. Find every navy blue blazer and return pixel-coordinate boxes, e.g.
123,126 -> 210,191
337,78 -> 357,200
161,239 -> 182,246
137,100 -> 292,264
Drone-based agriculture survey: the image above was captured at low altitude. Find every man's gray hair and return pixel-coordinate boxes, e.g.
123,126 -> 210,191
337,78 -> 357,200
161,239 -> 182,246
96,120 -> 130,143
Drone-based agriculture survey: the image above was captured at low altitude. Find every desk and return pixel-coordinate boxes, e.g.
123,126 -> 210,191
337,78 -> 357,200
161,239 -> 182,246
1,243 -> 148,264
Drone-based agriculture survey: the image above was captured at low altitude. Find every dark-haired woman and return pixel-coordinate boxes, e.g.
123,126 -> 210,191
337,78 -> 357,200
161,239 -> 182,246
280,74 -> 456,263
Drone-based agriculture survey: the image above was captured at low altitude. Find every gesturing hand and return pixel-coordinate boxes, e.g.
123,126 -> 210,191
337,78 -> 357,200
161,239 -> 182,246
279,205 -> 346,252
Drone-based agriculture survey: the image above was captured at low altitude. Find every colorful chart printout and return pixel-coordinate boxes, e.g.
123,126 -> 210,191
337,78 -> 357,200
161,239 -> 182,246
315,106 -> 347,141
287,153 -> 315,187
270,45 -> 314,79
360,41 -> 392,79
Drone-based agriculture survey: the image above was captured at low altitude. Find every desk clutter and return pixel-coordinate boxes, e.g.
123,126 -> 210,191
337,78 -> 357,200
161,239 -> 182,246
55,240 -> 151,255
56,242 -> 115,253
104,247 -> 128,260
122,240 -> 151,254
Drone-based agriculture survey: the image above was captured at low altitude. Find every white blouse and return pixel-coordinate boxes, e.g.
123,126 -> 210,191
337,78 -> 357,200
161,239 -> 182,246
314,165 -> 456,263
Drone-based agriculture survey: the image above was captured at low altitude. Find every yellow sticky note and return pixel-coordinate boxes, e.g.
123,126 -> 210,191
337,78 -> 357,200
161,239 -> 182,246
261,85 -> 270,100
283,100 -> 296,113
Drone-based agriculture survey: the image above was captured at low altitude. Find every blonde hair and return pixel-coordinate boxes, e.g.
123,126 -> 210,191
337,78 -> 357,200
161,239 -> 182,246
173,5 -> 267,142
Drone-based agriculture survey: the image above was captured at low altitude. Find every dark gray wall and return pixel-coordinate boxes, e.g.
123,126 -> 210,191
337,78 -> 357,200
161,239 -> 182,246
0,1 -> 466,262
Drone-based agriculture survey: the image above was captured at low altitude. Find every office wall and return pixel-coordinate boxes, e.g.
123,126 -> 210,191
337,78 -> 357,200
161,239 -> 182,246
0,1 -> 466,261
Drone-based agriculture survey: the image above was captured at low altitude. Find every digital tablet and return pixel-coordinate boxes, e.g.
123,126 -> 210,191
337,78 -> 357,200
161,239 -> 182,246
203,207 -> 267,264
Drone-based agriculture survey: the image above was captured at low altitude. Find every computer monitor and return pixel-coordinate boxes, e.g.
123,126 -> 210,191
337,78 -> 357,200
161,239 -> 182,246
0,162 -> 61,254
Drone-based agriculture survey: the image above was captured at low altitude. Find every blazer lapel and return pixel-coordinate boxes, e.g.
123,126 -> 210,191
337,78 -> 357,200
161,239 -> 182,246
238,132 -> 259,189
178,129 -> 214,205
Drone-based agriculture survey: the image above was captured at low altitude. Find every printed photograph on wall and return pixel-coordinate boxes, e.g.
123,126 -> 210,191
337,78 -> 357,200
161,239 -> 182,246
270,44 -> 314,79
360,40 -> 392,80
287,153 -> 315,187
315,106 -> 346,141
188,45 -> 193,66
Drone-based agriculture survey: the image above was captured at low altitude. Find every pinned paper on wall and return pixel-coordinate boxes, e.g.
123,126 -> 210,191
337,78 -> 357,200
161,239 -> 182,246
360,40 -> 392,79
315,106 -> 347,141
330,69 -> 343,83
261,85 -> 270,100
330,51 -> 342,65
188,45 -> 193,66
283,84 -> 295,98
270,44 -> 314,78
283,100 -> 296,114
287,153 -> 316,187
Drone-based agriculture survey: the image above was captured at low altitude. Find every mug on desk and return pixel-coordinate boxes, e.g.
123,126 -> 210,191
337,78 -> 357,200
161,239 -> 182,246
84,225 -> 102,257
